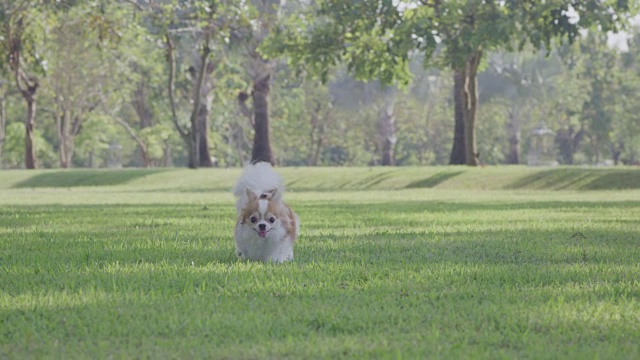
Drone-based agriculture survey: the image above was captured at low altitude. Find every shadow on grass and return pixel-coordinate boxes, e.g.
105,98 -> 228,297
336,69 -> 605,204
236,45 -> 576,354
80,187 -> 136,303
405,171 -> 464,188
327,170 -> 397,190
2,199 -> 640,231
294,199 -> 640,216
3,206 -> 639,357
298,228 -> 640,266
3,226 -> 638,298
12,169 -> 167,188
505,168 -> 640,190
2,183 -> 640,359
2,200 -> 638,272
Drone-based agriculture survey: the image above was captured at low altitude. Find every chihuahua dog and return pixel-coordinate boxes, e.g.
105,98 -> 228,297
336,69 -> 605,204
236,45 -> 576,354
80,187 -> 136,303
233,162 -> 299,263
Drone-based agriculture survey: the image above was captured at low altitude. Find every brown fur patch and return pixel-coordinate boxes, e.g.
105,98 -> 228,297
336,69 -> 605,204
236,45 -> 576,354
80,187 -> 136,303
267,200 -> 298,242
285,205 -> 297,240
239,197 -> 297,242
239,198 -> 260,224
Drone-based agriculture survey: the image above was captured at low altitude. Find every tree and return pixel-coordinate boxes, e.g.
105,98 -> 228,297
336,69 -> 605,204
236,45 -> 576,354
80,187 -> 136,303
266,0 -> 636,166
449,70 -> 466,164
235,0 -> 288,165
375,85 -> 398,165
576,32 -> 619,165
264,70 -> 336,166
126,29 -> 163,167
0,0 -> 47,169
127,0 -> 244,168
263,1 -> 417,165
482,49 -> 559,164
0,80 -> 7,162
164,10 -> 210,169
44,4 -> 116,168
401,67 -> 453,165
401,0 -> 635,166
617,25 -> 640,165
99,1 -> 177,168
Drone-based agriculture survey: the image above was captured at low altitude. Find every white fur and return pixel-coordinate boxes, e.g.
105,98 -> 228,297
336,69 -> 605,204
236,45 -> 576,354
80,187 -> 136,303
233,162 -> 298,263
233,162 -> 284,213
234,224 -> 294,263
258,199 -> 268,214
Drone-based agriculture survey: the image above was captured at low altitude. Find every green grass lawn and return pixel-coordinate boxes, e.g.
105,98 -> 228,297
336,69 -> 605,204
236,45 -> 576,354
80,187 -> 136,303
1,167 -> 639,359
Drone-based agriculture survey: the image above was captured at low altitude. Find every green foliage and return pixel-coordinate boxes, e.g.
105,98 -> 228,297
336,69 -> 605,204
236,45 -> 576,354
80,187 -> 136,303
266,0 -> 635,84
395,69 -> 454,165
520,0 -> 637,48
2,123 -> 26,167
2,122 -> 56,168
614,28 -> 640,164
73,115 -> 128,167
139,124 -> 175,161
263,0 -> 415,86
0,0 -> 49,75
1,0 -> 639,168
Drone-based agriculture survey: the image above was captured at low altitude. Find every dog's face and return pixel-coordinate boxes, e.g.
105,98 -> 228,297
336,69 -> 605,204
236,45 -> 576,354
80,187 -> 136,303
240,188 -> 281,238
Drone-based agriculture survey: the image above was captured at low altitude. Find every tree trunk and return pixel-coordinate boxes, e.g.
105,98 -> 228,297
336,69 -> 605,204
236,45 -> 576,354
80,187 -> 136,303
461,51 -> 482,166
198,61 -> 217,167
55,109 -> 83,169
592,138 -> 600,165
307,105 -> 328,166
556,126 -> 574,165
251,74 -> 274,165
246,0 -> 283,166
507,132 -> 520,164
377,86 -> 397,166
186,38 -> 212,169
165,33 -> 203,169
57,111 -> 70,168
59,136 -> 73,169
311,135 -> 323,166
198,102 -> 213,167
165,33 -> 190,166
187,131 -> 199,169
61,140 -> 74,168
132,81 -> 154,129
0,88 -> 6,163
131,81 -> 155,166
8,13 -> 39,169
24,96 -> 37,169
611,140 -> 623,166
506,110 -> 520,164
449,70 -> 466,165
163,142 -> 172,167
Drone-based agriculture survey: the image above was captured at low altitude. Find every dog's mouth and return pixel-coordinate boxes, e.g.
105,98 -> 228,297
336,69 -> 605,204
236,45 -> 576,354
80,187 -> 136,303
254,228 -> 269,238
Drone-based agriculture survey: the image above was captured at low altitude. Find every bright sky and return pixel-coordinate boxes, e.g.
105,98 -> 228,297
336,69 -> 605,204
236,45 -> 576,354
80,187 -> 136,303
607,15 -> 640,51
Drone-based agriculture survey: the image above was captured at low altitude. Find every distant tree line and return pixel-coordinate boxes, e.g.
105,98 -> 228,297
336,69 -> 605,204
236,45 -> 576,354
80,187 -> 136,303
0,0 -> 638,169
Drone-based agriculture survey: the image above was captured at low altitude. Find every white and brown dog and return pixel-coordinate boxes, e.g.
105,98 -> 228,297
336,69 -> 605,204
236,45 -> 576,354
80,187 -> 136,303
233,162 -> 299,263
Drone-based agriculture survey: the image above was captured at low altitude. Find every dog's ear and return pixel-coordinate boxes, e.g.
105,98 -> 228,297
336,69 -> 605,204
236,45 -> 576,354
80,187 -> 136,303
246,188 -> 258,201
260,188 -> 278,200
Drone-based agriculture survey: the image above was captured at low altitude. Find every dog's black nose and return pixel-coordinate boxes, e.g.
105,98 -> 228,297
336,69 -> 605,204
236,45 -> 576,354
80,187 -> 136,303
258,224 -> 266,231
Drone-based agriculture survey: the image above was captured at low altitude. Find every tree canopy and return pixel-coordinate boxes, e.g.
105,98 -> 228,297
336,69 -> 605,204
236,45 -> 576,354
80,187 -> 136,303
0,0 -> 639,169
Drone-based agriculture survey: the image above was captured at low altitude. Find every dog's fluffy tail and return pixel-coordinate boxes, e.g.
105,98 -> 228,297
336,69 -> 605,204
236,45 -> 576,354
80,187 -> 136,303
233,162 -> 284,210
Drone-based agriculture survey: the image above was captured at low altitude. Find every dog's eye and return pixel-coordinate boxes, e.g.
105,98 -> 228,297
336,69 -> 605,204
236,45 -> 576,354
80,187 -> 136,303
250,216 -> 257,224
268,217 -> 276,224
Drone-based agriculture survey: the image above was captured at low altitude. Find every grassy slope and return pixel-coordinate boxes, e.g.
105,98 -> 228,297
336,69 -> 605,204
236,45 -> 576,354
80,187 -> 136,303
1,165 -> 640,192
0,167 -> 639,358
